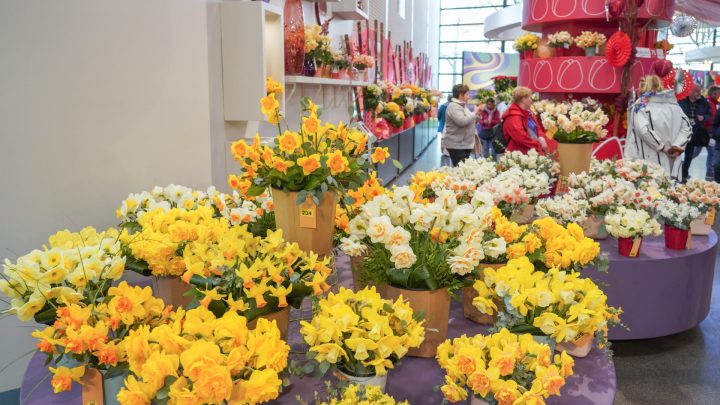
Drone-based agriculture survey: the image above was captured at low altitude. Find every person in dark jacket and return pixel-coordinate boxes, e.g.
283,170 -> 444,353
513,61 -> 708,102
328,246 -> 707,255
437,95 -> 452,134
502,87 -> 554,154
712,95 -> 720,182
479,98 -> 501,158
679,84 -> 712,182
705,86 -> 719,180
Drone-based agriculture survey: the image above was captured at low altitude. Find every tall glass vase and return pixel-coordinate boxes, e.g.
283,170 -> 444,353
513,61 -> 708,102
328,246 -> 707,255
283,0 -> 305,75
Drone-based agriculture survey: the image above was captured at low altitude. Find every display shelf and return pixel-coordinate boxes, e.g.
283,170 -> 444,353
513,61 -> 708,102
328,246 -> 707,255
284,75 -> 371,86
221,1 -> 284,122
328,0 -> 369,20
518,56 -> 661,94
522,0 -> 673,32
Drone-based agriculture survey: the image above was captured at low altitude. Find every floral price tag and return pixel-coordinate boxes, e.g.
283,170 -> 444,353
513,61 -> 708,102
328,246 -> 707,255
629,237 -> 642,257
705,207 -> 716,225
555,176 -> 569,194
298,201 -> 317,229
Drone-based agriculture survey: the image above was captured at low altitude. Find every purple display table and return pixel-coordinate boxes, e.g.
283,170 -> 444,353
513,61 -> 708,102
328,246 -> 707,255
20,302 -> 616,405
586,232 -> 717,340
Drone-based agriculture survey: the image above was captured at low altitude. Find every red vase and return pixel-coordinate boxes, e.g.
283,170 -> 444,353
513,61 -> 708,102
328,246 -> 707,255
618,237 -> 642,257
283,0 -> 305,75
523,50 -> 534,59
391,125 -> 401,135
664,225 -> 690,250
414,114 -> 423,125
554,47 -> 565,57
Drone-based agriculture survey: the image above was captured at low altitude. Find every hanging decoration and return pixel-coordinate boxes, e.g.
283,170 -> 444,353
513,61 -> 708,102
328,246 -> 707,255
662,68 -> 694,101
605,31 -> 632,67
608,0 -> 626,19
670,15 -> 698,37
652,59 -> 673,77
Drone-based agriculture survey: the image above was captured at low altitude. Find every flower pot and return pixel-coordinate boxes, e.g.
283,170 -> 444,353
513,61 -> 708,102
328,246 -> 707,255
81,368 -> 128,405
618,237 -> 642,257
584,47 -> 597,56
665,225 -> 690,250
155,277 -> 193,308
462,263 -> 505,324
384,286 -> 450,358
690,208 -> 715,235
350,254 -> 366,292
510,204 -> 535,224
283,0 -> 305,75
303,58 -> 317,77
556,333 -> 593,358
248,306 -> 290,341
390,125 -> 401,135
339,68 -> 350,80
523,50 -> 535,59
402,117 -> 414,130
554,47 -> 565,57
353,68 -> 366,81
581,214 -> 608,240
556,142 -> 593,178
271,189 -> 336,257
331,69 -> 340,79
337,369 -> 387,391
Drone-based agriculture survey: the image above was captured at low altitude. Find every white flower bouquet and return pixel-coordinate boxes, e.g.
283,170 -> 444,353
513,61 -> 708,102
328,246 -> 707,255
535,192 -> 590,225
340,187 -> 498,290
535,98 -> 609,143
498,149 -> 560,180
574,31 -> 607,48
605,207 -> 662,239
656,200 -> 703,230
547,31 -> 573,48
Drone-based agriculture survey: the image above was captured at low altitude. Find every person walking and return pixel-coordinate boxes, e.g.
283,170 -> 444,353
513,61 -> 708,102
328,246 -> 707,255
705,86 -> 719,180
479,98 -> 501,158
437,95 -> 452,135
679,84 -> 712,182
443,84 -> 482,166
502,87 -> 552,154
625,75 -> 692,179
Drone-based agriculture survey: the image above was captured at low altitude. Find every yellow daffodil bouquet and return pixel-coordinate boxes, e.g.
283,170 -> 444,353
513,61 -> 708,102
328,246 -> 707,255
184,227 -> 333,321
515,217 -> 607,273
339,187 -> 503,290
297,287 -> 425,379
117,305 -> 290,405
230,77 -> 393,206
408,170 -> 450,202
118,184 -> 275,239
119,206 -> 229,278
437,329 -> 575,404
32,282 -> 171,394
318,384 -> 410,405
513,33 -> 540,51
377,101 -> 406,128
472,257 -> 622,348
1,227 -> 125,324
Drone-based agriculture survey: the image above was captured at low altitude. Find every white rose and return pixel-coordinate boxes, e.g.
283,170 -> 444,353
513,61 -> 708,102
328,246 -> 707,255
390,245 -> 416,269
385,226 -> 411,246
367,216 -> 394,244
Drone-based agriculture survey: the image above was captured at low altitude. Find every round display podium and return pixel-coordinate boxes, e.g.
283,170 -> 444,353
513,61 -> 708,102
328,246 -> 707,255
586,232 -> 718,340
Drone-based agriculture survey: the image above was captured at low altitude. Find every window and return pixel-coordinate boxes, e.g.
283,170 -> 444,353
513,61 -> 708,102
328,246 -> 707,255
438,0 -> 512,96
398,0 -> 405,19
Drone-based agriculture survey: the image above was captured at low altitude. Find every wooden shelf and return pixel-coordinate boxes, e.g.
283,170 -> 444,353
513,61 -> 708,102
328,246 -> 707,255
285,75 -> 372,87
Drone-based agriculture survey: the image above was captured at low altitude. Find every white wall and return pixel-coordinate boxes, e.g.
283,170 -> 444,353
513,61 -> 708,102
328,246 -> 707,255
0,0 -> 212,391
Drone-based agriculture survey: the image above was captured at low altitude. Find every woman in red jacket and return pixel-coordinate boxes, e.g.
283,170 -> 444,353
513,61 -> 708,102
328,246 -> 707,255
502,87 -> 553,154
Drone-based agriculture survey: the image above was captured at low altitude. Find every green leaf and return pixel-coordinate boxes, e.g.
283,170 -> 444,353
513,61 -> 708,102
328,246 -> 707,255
382,303 -> 395,313
392,159 -> 403,170
247,184 -> 267,197
318,361 -> 331,375
302,362 -> 316,374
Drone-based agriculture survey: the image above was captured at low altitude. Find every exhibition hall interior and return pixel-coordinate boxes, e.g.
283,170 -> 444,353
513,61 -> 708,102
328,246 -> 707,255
3,0 -> 720,404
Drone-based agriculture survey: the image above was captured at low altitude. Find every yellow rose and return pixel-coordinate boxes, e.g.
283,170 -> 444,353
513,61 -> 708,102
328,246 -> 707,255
180,340 -> 224,381
193,365 -> 233,404
117,375 -> 153,405
232,369 -> 283,404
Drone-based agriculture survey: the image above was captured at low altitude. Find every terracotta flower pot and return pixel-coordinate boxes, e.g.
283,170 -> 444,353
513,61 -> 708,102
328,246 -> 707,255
248,306 -> 290,341
582,214 -> 608,240
155,277 -> 193,308
81,368 -> 128,405
618,237 -> 642,257
510,204 -> 535,225
557,142 -> 593,178
664,225 -> 690,250
383,286 -> 450,358
271,189 -> 336,257
462,263 -> 505,324
556,333 -> 594,357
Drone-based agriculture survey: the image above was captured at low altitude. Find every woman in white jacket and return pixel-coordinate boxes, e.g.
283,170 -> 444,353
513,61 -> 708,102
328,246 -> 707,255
625,75 -> 692,178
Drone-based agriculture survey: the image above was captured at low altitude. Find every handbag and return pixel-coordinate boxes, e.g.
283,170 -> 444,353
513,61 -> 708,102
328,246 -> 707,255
691,126 -> 710,147
473,135 -> 483,155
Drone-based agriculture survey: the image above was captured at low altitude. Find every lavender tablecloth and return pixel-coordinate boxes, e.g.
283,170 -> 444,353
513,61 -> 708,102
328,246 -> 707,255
586,232 -> 718,340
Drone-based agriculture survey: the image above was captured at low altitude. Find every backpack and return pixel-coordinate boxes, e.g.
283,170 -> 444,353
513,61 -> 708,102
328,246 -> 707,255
492,120 -> 507,154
